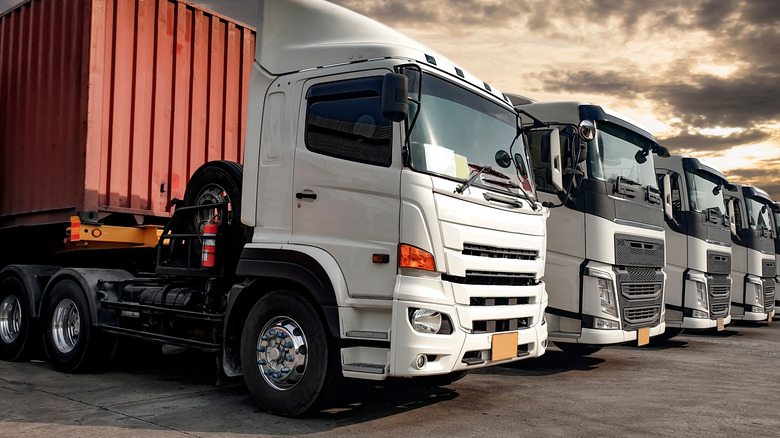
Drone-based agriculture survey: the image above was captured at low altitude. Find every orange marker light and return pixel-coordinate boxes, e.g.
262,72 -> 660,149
399,244 -> 435,271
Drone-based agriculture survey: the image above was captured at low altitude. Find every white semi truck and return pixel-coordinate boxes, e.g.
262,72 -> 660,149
771,201 -> 780,314
0,0 -> 548,416
654,155 -> 732,336
723,183 -> 775,321
508,97 -> 667,353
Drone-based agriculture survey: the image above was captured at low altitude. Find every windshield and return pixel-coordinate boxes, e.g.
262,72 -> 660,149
404,70 -> 534,196
685,169 -> 725,214
745,195 -> 772,232
773,209 -> 780,238
586,121 -> 658,189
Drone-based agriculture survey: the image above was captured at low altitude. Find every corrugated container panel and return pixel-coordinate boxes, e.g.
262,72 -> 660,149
0,0 -> 255,228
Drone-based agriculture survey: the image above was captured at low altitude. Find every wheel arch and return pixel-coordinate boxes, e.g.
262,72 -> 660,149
0,265 -> 60,318
222,248 -> 341,376
41,268 -> 135,326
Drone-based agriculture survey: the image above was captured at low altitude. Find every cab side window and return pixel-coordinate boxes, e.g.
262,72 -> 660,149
305,76 -> 392,167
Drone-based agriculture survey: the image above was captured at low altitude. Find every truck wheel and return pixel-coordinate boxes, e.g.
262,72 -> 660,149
183,161 -> 243,232
241,291 -> 342,417
182,161 -> 245,271
0,276 -> 35,361
553,341 -> 603,356
42,280 -> 115,372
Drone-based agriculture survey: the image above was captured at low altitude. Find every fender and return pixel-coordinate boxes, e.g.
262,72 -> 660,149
0,265 -> 59,317
222,247 -> 341,376
228,247 -> 340,334
43,268 -> 135,326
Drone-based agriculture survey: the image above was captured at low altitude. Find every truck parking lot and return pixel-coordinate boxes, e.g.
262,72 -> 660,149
2,319 -> 778,437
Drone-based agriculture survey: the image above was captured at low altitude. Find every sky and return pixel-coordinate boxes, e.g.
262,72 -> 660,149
330,0 -> 780,200
3,0 -> 779,199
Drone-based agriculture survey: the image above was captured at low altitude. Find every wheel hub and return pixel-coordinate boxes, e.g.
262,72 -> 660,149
0,295 -> 21,344
195,186 -> 231,228
51,298 -> 80,354
255,317 -> 308,391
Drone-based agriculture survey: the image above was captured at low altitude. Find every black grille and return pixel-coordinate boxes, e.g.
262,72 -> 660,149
470,297 -> 531,306
624,306 -> 660,325
764,284 -> 775,313
462,243 -> 538,260
442,270 -> 536,286
473,318 -> 529,333
614,234 -> 665,268
706,250 -> 731,275
763,260 -> 776,278
616,267 -> 664,330
621,282 -> 662,299
708,274 -> 731,319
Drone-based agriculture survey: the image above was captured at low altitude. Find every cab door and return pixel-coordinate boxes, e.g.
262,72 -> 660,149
290,72 -> 402,299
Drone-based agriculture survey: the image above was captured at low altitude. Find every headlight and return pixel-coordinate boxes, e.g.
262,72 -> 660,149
696,281 -> 707,307
692,309 -> 709,319
598,278 -> 617,317
594,317 -> 620,329
409,308 -> 453,334
751,305 -> 765,313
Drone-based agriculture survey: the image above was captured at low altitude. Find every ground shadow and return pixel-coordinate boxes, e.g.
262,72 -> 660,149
472,348 -> 606,377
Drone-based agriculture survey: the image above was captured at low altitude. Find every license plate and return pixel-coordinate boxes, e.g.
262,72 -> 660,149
716,318 -> 724,331
492,332 -> 518,361
637,327 -> 650,346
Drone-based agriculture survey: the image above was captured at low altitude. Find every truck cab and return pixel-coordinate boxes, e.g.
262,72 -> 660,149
771,201 -> 780,315
0,0 -> 548,416
654,155 -> 732,335
509,98 -> 667,353
723,183 -> 775,321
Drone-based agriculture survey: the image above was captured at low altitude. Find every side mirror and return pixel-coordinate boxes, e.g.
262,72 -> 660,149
726,198 -> 737,236
381,73 -> 408,122
654,144 -> 671,158
661,174 -> 673,220
543,128 -> 563,192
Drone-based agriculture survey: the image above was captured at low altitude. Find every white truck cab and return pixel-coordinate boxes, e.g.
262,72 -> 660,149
723,183 -> 776,321
510,97 -> 667,353
654,155 -> 732,335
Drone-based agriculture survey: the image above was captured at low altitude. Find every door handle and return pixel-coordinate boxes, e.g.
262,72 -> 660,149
296,192 -> 317,200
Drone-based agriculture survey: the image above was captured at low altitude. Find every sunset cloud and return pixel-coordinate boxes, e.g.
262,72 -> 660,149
333,0 -> 780,199
2,0 -> 777,199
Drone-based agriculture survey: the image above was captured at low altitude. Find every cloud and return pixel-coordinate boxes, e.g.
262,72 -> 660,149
724,165 -> 780,201
660,129 -> 772,153
330,0 -> 780,191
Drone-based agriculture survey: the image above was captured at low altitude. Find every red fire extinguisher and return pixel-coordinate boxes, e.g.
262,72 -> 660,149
201,222 -> 218,268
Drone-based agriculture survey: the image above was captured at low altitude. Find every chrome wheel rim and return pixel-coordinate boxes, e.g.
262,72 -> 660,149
195,185 -> 231,229
255,316 -> 308,391
51,299 -> 80,354
0,295 -> 21,344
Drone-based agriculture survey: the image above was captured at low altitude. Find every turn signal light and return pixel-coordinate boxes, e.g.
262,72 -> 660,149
399,244 -> 435,271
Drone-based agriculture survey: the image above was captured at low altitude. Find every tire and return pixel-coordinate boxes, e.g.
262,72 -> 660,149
42,279 -> 116,372
182,161 -> 245,271
0,276 -> 36,361
182,161 -> 243,232
553,341 -> 603,356
241,291 -> 342,417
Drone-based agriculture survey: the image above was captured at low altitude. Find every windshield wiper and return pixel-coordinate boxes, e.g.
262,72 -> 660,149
455,165 -> 497,194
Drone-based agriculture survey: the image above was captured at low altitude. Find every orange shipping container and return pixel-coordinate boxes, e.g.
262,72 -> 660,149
0,0 -> 255,228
